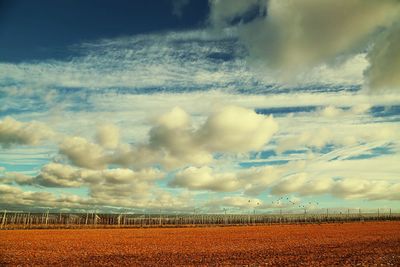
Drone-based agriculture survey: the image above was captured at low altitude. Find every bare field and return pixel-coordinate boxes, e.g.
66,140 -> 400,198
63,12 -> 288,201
1,222 -> 400,266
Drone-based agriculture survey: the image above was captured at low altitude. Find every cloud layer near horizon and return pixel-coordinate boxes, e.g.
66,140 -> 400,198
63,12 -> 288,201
1,99 -> 400,212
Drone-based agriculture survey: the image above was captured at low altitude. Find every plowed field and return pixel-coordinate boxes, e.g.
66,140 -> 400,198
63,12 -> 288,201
1,222 -> 399,266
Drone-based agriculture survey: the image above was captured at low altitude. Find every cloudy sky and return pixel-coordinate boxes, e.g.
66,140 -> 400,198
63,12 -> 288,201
1,0 -> 399,213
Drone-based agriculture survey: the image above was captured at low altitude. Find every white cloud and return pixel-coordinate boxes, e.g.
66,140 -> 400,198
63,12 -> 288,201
264,149 -> 400,201
271,175 -> 400,201
167,145 -> 400,201
26,162 -> 163,189
170,165 -> 280,194
0,162 -> 169,209
36,163 -> 89,187
0,117 -> 54,148
156,106 -> 191,129
113,106 -> 278,170
271,173 -> 308,195
198,106 -> 278,152
0,179 -> 196,212
171,166 -> 240,192
96,123 -> 120,149
0,172 -> 34,186
59,136 -> 109,170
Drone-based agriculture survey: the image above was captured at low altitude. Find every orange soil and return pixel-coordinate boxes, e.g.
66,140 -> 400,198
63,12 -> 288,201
1,222 -> 399,266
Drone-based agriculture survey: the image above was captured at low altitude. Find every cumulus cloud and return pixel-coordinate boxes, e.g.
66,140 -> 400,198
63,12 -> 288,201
146,106 -> 212,168
0,117 -> 54,148
209,0 -> 400,89
271,173 -> 307,195
168,147 -> 400,201
170,166 -> 240,192
0,184 -> 23,195
156,106 -> 191,129
30,163 -> 163,190
59,136 -> 109,170
271,175 -> 400,201
35,163 -> 89,187
95,123 -> 120,149
239,165 -> 283,196
0,161 -> 168,209
170,165 -> 280,195
0,184 -> 64,210
0,172 -> 34,186
115,106 -> 278,169
198,106 -> 278,152
0,163 -> 89,188
86,167 -> 164,200
263,151 -> 400,201
0,177 -> 196,212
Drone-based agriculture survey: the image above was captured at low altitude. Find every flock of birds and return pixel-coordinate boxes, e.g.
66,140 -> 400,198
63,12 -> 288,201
248,196 -> 321,211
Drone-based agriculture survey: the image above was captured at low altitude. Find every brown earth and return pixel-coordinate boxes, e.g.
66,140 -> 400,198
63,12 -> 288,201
1,221 -> 399,266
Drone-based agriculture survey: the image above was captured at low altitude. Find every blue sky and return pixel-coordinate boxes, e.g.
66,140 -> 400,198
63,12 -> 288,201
0,0 -> 209,61
1,0 -> 400,213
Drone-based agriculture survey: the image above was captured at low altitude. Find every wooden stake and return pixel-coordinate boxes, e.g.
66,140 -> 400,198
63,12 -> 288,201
1,209 -> 6,229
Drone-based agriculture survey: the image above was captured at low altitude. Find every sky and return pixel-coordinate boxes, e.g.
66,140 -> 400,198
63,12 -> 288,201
0,0 -> 400,214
